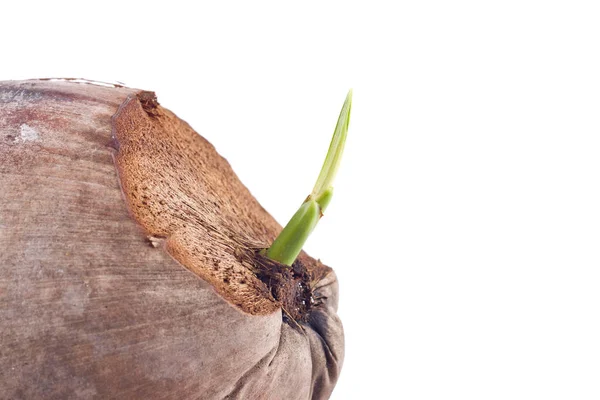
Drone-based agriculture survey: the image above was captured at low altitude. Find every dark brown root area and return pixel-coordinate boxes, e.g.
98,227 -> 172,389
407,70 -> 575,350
251,252 -> 316,324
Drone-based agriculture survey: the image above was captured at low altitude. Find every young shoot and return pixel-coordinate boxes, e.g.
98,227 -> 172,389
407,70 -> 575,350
266,89 -> 352,266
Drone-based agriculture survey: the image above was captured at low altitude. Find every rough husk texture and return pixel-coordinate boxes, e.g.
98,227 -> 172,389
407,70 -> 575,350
0,80 -> 344,399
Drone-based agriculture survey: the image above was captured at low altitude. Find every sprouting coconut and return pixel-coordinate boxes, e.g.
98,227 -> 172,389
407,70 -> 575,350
0,79 -> 350,399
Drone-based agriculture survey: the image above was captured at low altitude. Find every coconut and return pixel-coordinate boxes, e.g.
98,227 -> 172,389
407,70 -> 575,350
0,79 -> 343,399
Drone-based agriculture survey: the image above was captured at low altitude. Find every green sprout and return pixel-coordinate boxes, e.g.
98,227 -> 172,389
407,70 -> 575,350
265,89 -> 353,266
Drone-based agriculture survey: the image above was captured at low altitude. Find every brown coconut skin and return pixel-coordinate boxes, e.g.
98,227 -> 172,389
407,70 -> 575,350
0,80 -> 344,399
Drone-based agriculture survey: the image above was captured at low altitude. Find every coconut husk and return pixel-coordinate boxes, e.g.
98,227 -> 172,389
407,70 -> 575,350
0,79 -> 343,399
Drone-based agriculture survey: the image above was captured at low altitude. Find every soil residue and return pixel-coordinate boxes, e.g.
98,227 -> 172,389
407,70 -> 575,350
251,252 -> 317,325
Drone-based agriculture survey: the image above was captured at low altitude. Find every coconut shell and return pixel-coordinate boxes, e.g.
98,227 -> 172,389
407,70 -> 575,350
0,80 -> 344,399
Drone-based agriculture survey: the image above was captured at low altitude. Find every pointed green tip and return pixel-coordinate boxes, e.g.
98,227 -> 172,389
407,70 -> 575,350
311,89 -> 353,198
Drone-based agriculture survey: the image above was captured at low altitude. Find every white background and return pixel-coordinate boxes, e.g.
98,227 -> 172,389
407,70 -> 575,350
3,1 -> 600,399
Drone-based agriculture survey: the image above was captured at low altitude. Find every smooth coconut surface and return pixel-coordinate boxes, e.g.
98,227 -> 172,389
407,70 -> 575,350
0,80 -> 343,399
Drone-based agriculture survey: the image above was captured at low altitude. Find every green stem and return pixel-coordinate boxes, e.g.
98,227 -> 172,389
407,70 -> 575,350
265,90 -> 352,266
